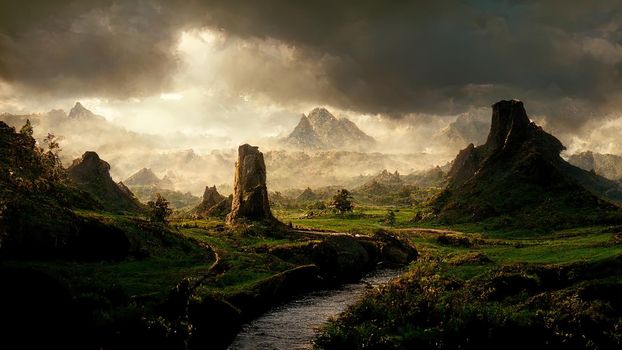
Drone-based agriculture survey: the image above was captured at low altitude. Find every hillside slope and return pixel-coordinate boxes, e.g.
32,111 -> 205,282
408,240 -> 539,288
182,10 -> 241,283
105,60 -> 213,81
431,100 -> 622,228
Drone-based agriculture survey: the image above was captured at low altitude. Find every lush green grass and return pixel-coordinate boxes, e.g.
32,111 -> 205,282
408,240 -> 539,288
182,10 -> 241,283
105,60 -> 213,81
2,210 -> 217,298
173,219 -> 314,297
314,220 -> 622,349
7,205 -> 622,350
273,206 -> 418,233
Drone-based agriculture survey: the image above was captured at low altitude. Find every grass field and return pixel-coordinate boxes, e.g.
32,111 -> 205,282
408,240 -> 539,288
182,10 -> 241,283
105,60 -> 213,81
2,204 -> 620,349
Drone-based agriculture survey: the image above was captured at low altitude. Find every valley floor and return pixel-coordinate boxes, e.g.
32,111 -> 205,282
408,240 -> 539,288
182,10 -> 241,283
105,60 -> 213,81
1,206 -> 620,349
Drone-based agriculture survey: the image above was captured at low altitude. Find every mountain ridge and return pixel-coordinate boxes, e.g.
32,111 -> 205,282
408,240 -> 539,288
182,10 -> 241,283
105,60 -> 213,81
283,107 -> 375,150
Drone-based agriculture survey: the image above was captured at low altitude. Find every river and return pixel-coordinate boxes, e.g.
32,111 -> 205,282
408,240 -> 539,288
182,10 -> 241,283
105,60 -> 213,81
228,269 -> 400,350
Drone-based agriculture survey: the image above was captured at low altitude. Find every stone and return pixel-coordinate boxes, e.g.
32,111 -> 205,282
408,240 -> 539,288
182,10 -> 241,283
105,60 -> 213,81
226,144 -> 274,224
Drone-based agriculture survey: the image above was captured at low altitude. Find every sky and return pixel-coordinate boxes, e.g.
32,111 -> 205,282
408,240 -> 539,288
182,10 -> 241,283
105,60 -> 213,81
1,0 -> 622,156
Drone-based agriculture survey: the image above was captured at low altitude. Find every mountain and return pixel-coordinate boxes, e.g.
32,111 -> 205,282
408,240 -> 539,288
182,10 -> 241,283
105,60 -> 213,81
125,167 -> 173,188
296,187 -> 318,201
123,168 -> 200,209
284,115 -> 324,149
431,99 -> 622,228
441,110 -> 490,146
67,102 -> 104,120
67,151 -> 143,213
568,151 -> 622,181
283,108 -> 375,150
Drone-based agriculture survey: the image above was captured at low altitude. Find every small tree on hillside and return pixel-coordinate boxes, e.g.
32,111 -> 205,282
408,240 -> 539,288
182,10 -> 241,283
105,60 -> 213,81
148,193 -> 173,224
331,189 -> 353,214
384,209 -> 396,226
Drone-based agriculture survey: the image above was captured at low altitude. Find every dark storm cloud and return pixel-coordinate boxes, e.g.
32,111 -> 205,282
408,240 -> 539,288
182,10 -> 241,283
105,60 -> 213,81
0,0 -> 199,97
2,0 -> 622,130
198,0 -> 622,122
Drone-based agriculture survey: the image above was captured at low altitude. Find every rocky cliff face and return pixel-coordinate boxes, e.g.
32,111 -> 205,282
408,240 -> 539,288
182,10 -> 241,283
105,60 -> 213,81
432,100 -> 622,227
283,108 -> 375,150
226,144 -> 274,224
68,151 -> 143,213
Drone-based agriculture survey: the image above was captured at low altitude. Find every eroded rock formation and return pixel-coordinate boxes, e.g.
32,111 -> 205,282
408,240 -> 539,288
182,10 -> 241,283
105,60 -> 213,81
226,144 -> 274,224
431,99 -> 622,227
192,185 -> 231,218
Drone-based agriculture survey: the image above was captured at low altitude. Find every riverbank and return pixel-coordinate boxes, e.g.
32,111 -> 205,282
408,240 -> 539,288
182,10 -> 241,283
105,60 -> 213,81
0,212 -> 418,350
229,268 -> 402,349
315,225 -> 622,349
177,222 -> 418,349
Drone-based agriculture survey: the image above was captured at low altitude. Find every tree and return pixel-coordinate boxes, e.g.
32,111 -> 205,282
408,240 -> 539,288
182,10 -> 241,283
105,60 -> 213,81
384,209 -> 396,226
39,133 -> 64,182
19,119 -> 33,137
330,189 -> 353,214
147,193 -> 172,224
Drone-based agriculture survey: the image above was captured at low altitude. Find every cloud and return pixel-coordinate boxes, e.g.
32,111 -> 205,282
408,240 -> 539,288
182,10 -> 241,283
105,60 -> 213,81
0,0 -> 189,98
1,0 -> 622,136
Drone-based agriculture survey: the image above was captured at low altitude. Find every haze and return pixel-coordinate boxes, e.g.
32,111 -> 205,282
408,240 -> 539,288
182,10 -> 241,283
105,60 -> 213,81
2,0 -> 622,194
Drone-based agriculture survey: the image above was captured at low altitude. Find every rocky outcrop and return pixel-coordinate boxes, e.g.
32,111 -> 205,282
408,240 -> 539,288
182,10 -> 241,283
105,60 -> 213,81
192,186 -> 231,218
68,151 -> 143,213
201,185 -> 226,208
432,99 -> 622,227
226,145 -> 274,224
268,231 -> 417,280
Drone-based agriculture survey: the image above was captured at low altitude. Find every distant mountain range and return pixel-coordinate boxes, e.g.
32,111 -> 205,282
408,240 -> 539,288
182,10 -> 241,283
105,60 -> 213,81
441,110 -> 490,146
568,151 -> 622,181
123,168 -> 201,209
125,168 -> 174,188
283,107 -> 375,150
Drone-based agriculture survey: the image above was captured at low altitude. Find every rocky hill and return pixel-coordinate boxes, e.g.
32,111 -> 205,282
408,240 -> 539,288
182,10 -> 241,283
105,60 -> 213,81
0,121 -> 129,258
68,151 -> 143,213
403,165 -> 449,188
352,170 -> 419,205
283,108 -> 375,150
431,99 -> 622,228
190,185 -> 232,219
296,187 -> 318,201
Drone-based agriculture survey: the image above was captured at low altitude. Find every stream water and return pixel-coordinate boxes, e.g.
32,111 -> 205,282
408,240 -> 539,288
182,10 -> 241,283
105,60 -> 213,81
228,269 -> 400,350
